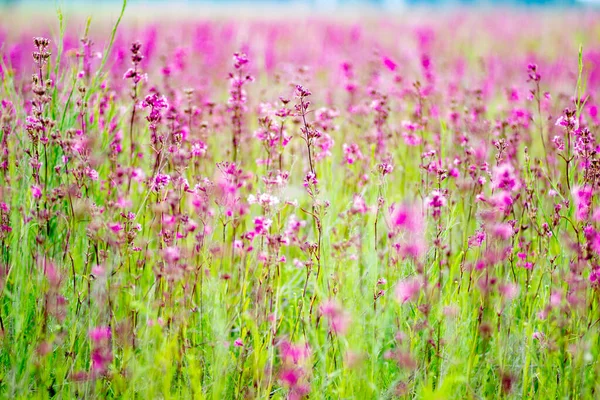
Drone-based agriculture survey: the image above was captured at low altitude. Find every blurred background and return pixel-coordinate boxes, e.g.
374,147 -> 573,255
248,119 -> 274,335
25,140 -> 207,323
0,0 -> 596,7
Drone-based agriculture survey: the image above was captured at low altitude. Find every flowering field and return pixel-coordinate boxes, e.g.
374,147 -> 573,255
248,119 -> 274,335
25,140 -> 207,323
1,3 -> 600,398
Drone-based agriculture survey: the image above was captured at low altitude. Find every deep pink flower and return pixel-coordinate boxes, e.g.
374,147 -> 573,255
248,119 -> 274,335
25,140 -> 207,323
383,56 -> 397,71
572,185 -> 593,221
31,185 -> 42,199
319,299 -> 351,335
89,326 -> 111,344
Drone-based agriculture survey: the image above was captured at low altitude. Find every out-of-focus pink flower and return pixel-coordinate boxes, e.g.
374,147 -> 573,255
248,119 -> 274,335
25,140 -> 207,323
31,185 -> 42,199
280,341 -> 311,364
395,278 -> 421,303
499,282 -> 519,301
468,229 -> 486,248
391,203 -> 423,233
492,163 -> 519,192
319,299 -> 351,335
382,56 -> 397,71
572,185 -> 593,221
89,326 -> 111,344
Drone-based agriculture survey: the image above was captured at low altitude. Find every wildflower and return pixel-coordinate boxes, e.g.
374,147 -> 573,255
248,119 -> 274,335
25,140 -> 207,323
498,282 -> 519,301
109,222 -> 124,233
589,267 -> 600,285
252,216 -> 272,236
89,326 -> 111,344
395,278 -> 421,303
468,229 -> 486,248
555,114 -> 578,131
191,141 -> 207,157
295,84 -> 312,98
572,185 -> 593,221
425,190 -> 447,219
248,192 -> 280,208
382,56 -> 397,71
391,203 -> 423,233
492,163 -> 519,192
152,173 -> 170,191
319,299 -> 351,335
342,143 -> 364,164
31,185 -> 42,199
527,63 -> 540,82
491,223 -> 513,240
162,246 -> 180,264
377,162 -> 394,176
350,194 -> 369,215
552,135 -> 565,151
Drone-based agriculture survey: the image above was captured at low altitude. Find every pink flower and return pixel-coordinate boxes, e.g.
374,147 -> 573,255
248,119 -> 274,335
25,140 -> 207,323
499,282 -> 519,301
191,141 -> 207,157
468,229 -> 486,247
280,368 -> 301,387
572,185 -> 593,221
391,203 -> 423,233
425,190 -> 447,219
395,278 -> 421,303
382,56 -> 397,71
555,115 -> 578,130
252,216 -> 272,236
552,135 -> 565,151
91,348 -> 112,374
426,190 -> 447,208
162,246 -> 180,264
31,185 -> 42,199
109,222 -> 123,233
492,163 -> 519,192
319,299 -> 351,335
491,223 -> 513,240
489,191 -> 514,214
343,143 -> 364,164
377,162 -> 394,176
280,341 -> 311,364
351,195 -> 369,215
152,173 -> 171,191
89,326 -> 111,344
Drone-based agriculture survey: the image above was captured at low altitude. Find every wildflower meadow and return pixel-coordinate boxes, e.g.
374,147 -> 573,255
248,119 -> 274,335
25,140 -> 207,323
1,2 -> 600,398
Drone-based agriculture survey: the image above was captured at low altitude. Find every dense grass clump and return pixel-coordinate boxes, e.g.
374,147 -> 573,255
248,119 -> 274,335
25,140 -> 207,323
1,3 -> 600,398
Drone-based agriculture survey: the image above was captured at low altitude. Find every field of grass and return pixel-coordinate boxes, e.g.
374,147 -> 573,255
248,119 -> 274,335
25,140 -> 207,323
1,2 -> 600,398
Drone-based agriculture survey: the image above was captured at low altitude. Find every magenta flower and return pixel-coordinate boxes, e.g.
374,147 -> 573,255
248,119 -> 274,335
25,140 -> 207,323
395,278 -> 421,303
492,163 -> 519,192
391,203 -> 423,233
382,56 -> 397,71
89,326 -> 111,344
319,299 -> 351,335
31,185 -> 42,199
572,185 -> 593,221
280,341 -> 311,364
342,143 -> 364,164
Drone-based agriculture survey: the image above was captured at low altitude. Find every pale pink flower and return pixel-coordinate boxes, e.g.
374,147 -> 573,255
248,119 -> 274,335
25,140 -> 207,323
395,278 -> 421,303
